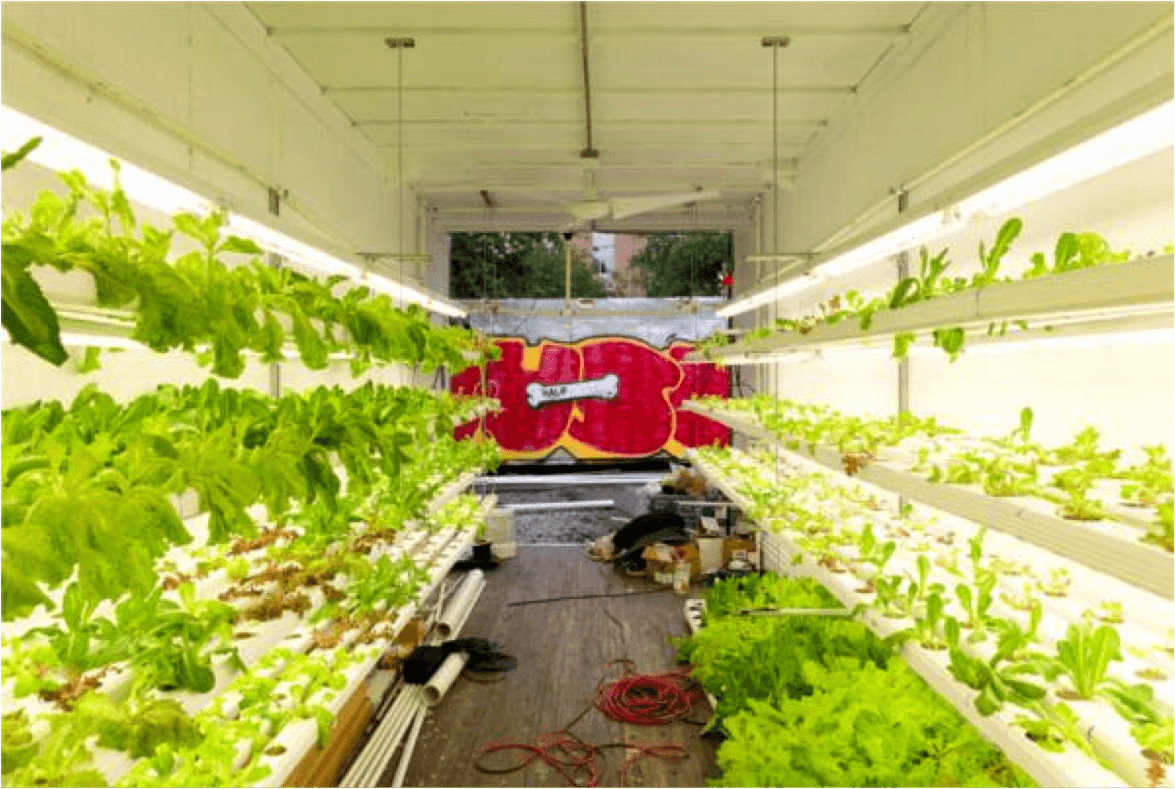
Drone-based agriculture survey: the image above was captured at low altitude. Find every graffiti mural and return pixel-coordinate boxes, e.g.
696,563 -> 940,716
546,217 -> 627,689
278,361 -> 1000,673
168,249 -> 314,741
451,336 -> 731,460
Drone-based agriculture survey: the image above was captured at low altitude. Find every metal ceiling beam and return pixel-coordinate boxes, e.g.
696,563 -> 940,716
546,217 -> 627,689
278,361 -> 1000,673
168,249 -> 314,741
418,158 -> 798,170
373,141 -> 808,149
419,182 -> 778,194
434,203 -> 753,217
323,84 -> 856,96
578,1 -> 597,159
353,117 -> 829,128
268,24 -> 908,38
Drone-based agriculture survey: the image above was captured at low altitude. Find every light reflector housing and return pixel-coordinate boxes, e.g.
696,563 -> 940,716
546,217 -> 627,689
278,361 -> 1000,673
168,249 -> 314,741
0,106 -> 467,318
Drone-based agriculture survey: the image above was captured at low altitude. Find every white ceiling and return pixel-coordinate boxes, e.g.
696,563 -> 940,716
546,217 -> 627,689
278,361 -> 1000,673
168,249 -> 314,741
247,2 -> 928,231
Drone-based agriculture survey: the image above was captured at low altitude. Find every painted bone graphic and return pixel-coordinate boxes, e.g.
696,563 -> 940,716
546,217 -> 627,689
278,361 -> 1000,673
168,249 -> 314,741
451,336 -> 730,459
526,374 -> 619,408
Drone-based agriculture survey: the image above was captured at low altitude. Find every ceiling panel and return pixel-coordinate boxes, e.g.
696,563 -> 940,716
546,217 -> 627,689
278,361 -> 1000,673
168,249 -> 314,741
592,35 -> 892,89
588,1 -> 920,30
246,1 -> 925,229
276,33 -> 580,89
592,91 -> 849,123
333,89 -> 581,123
361,123 -> 583,149
250,2 -> 577,31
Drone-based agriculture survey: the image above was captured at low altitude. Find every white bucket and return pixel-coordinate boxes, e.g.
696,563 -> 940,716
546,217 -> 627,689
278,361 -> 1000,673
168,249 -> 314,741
698,537 -> 724,573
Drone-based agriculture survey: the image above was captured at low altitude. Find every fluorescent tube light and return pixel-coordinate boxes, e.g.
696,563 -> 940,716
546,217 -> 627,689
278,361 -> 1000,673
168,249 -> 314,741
0,327 -> 145,351
818,211 -> 963,278
1,108 -> 213,218
956,101 -> 1175,218
909,327 -> 1173,357
716,273 -> 824,317
0,105 -> 467,318
2,328 -> 379,364
721,100 -> 1175,318
224,215 -> 359,279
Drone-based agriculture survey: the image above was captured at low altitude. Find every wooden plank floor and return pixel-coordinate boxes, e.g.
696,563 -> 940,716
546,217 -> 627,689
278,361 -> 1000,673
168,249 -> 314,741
389,546 -> 718,788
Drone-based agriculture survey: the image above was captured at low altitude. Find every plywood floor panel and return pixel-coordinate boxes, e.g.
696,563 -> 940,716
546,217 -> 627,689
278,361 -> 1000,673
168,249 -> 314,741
392,546 -> 717,788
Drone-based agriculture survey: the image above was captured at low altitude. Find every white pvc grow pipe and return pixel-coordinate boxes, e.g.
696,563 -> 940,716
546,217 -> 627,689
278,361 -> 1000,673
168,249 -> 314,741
423,652 -> 469,707
339,686 -> 425,788
391,706 -> 428,788
499,499 -> 614,512
436,570 -> 485,638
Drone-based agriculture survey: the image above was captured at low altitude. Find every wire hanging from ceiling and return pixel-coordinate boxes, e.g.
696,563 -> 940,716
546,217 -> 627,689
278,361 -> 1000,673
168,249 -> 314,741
691,199 -> 699,340
762,36 -> 789,485
394,39 -> 407,312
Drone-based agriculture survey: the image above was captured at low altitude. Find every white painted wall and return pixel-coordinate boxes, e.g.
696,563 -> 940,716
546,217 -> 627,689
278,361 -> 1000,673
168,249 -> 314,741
750,148 -> 1174,452
0,344 -> 272,409
0,2 -> 424,281
0,3 -> 449,407
278,360 -> 422,395
738,3 -> 1173,456
774,3 -> 1172,253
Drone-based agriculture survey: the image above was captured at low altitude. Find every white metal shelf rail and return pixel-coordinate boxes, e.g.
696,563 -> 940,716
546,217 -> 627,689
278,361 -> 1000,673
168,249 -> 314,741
687,452 -> 1158,788
690,254 -> 1174,364
684,401 -> 1174,599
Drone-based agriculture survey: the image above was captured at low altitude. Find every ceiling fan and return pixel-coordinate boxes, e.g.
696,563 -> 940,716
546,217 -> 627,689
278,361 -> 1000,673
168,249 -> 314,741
558,160 -> 721,230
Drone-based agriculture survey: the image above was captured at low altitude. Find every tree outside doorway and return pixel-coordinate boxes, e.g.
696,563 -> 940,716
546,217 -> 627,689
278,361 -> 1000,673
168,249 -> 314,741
449,231 -> 731,299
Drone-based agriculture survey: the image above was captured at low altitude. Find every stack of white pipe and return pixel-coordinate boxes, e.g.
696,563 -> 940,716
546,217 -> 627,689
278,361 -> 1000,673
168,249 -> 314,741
340,570 -> 487,788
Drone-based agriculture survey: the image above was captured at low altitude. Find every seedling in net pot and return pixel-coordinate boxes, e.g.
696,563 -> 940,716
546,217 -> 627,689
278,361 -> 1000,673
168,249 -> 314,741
914,592 -> 949,650
1146,502 -> 1173,552
1033,567 -> 1072,598
999,580 -> 1041,613
1120,445 -> 1173,508
945,618 -> 1047,718
873,574 -> 908,618
956,572 -> 998,644
991,603 -> 1044,664
1049,465 -> 1108,521
1032,621 -> 1125,701
1091,601 -> 1125,625
903,555 -> 945,614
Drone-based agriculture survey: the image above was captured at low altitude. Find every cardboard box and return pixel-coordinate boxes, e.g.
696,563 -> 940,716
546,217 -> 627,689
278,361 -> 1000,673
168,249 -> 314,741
642,542 -> 701,579
283,680 -> 372,787
723,537 -> 757,565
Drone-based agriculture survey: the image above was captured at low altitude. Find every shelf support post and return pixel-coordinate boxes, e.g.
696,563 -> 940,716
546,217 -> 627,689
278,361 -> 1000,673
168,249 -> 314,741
895,189 -> 910,512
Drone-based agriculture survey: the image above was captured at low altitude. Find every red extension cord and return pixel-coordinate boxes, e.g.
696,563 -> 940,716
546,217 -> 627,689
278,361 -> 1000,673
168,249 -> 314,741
475,663 -> 702,787
594,665 -> 700,726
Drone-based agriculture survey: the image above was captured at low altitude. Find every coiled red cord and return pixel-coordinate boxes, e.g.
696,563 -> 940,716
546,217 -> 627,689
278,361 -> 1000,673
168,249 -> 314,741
475,663 -> 700,786
477,732 -> 688,787
594,666 -> 700,725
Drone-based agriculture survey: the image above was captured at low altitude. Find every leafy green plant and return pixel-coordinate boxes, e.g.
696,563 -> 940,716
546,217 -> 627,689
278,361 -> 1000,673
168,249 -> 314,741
1,710 -> 39,776
913,592 -> 948,650
1033,621 -> 1123,700
1033,567 -> 1071,598
945,618 -> 1047,717
903,555 -> 944,613
956,572 -> 998,643
0,708 -> 107,787
714,658 -> 1032,787
1145,502 -> 1173,552
2,149 -> 492,372
1131,718 -> 1174,764
703,573 -> 840,619
74,692 -> 202,759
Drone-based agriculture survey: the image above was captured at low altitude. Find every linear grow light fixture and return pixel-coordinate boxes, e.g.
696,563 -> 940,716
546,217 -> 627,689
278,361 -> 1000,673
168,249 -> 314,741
724,272 -> 826,315
0,106 -> 466,318
957,101 -> 1175,218
1,328 -> 363,363
0,325 -> 144,351
910,327 -> 1174,357
720,99 -> 1175,318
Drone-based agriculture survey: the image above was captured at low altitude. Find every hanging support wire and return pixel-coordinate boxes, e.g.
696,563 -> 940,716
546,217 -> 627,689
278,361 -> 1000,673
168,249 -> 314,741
386,37 -> 415,312
762,36 -> 790,487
